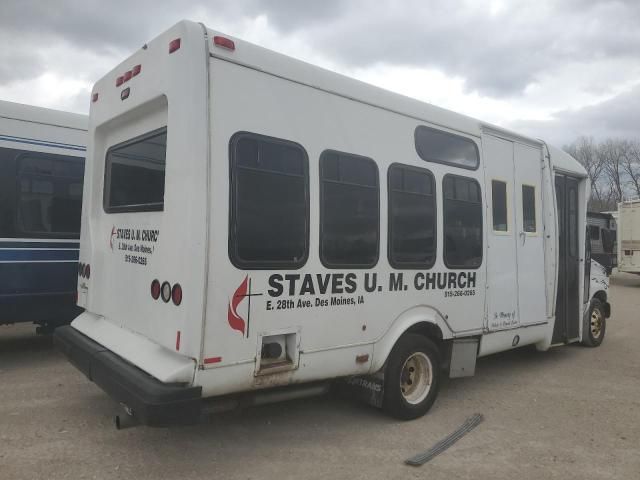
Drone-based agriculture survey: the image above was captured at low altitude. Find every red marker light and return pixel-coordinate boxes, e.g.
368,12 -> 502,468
132,64 -> 141,76
123,70 -> 132,82
169,38 -> 181,54
213,36 -> 235,51
172,283 -> 183,306
151,279 -> 161,300
116,76 -> 124,87
91,93 -> 99,103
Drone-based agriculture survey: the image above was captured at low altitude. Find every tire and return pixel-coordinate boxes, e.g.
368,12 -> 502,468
582,298 -> 606,347
382,333 -> 441,420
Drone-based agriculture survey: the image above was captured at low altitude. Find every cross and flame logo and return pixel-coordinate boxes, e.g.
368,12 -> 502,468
228,276 -> 249,335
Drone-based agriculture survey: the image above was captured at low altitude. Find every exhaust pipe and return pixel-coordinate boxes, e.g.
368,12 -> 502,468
114,413 -> 139,430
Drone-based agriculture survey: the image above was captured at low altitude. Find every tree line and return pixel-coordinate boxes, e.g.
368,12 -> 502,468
564,137 -> 640,212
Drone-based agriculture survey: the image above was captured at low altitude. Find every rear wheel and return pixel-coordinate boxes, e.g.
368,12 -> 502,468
382,334 -> 440,420
582,298 -> 606,347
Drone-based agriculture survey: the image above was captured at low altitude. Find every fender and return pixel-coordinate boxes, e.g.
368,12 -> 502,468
369,305 -> 451,373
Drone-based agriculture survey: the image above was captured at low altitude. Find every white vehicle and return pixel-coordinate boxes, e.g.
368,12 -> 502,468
55,21 -> 611,428
0,100 -> 87,332
617,200 -> 640,275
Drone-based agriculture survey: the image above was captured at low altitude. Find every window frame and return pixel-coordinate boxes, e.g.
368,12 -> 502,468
103,126 -> 168,214
442,173 -> 483,270
521,183 -> 538,235
15,152 -> 84,239
490,179 -> 510,235
414,125 -> 480,171
387,162 -> 437,270
228,131 -> 310,270
319,149 -> 380,269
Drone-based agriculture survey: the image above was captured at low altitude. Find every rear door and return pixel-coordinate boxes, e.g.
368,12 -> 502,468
513,143 -> 546,326
483,135 -> 519,331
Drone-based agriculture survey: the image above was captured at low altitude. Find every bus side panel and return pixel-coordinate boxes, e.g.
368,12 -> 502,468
198,57 -> 487,396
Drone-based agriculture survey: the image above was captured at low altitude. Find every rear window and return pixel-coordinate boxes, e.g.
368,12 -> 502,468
104,128 -> 167,213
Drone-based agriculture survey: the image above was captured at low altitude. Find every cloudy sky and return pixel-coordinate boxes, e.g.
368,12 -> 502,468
2,0 -> 638,146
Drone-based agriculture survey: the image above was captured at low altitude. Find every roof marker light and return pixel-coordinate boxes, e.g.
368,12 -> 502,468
123,70 -> 132,82
91,93 -> 99,103
132,64 -> 141,76
213,36 -> 235,51
169,38 -> 181,54
116,76 -> 124,87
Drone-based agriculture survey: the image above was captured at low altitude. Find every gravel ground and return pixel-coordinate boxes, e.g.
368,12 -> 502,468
1,273 -> 639,480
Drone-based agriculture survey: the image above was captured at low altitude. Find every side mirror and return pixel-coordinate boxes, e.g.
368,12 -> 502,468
601,229 -> 614,253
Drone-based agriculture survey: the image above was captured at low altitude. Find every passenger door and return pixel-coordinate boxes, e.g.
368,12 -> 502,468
513,144 -> 546,326
553,175 -> 581,342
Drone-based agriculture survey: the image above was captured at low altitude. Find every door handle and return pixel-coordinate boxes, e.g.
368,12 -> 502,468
519,231 -> 526,245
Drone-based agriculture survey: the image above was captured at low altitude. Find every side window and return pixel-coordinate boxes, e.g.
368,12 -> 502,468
589,225 -> 600,240
522,185 -> 537,233
443,175 -> 483,269
17,154 -> 84,238
414,125 -> 479,170
491,180 -> 508,232
320,150 -> 379,268
388,164 -> 436,268
229,132 -> 309,269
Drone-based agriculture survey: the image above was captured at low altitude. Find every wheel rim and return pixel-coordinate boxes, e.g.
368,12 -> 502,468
591,308 -> 603,339
400,352 -> 432,405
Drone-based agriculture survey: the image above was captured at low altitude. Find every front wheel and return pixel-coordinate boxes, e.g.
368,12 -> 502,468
582,298 -> 606,347
382,334 -> 441,420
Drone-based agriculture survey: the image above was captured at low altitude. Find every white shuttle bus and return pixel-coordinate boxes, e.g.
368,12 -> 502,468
617,200 -> 640,275
55,21 -> 611,428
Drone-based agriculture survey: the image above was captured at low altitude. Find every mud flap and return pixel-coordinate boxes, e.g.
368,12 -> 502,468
336,372 -> 384,408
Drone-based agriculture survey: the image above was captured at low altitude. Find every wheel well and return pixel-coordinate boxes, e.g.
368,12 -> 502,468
593,290 -> 607,304
406,322 -> 444,344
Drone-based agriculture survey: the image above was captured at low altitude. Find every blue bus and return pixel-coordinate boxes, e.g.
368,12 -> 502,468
0,100 -> 87,333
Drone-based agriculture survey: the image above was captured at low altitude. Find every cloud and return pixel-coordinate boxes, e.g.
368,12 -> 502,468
509,84 -> 640,147
0,0 -> 637,142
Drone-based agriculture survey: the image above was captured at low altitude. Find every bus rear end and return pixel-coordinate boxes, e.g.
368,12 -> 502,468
55,21 -> 211,426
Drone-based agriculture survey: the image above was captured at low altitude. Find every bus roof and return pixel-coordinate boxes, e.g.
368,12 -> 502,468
0,99 -> 87,131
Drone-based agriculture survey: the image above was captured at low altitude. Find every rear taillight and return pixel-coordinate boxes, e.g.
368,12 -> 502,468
169,38 -> 181,54
151,279 -> 161,300
116,76 -> 124,87
161,281 -> 172,303
171,284 -> 183,306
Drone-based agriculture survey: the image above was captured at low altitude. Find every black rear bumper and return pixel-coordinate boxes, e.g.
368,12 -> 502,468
54,326 -> 202,427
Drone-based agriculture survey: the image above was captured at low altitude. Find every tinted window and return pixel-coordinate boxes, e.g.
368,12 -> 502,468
104,128 -> 167,213
17,154 -> 84,236
522,185 -> 536,233
589,225 -> 600,240
415,125 -> 479,170
230,132 -> 308,269
443,175 -> 483,269
320,151 -> 379,267
491,180 -> 508,232
388,164 -> 436,268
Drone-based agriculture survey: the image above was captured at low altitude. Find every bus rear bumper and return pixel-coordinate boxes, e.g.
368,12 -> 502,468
54,326 -> 202,427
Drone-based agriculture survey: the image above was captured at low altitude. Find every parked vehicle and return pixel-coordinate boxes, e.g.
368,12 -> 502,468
617,200 -> 640,275
0,100 -> 87,333
586,211 -> 616,274
55,21 -> 611,427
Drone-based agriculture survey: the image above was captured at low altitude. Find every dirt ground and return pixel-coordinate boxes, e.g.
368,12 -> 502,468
1,273 -> 639,480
